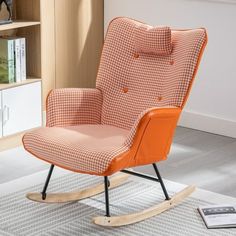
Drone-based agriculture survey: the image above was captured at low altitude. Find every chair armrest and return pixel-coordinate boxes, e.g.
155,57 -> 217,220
125,107 -> 181,166
46,88 -> 102,127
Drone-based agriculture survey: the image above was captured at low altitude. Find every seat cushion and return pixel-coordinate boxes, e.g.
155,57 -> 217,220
23,125 -> 130,175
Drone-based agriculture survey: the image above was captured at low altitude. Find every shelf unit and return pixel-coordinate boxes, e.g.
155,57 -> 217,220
0,21 -> 40,31
0,0 -> 104,152
0,0 -> 43,151
0,78 -> 41,90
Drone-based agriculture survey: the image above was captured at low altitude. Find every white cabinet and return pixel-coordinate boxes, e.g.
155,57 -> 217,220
0,81 -> 42,137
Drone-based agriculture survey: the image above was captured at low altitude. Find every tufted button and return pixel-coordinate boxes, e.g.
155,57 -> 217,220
157,96 -> 163,101
123,87 -> 129,93
170,59 -> 174,65
134,53 -> 139,58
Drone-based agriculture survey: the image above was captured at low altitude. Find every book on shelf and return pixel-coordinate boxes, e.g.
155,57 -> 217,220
20,38 -> 26,81
198,205 -> 236,229
0,36 -> 26,84
14,38 -> 21,83
0,38 -> 15,83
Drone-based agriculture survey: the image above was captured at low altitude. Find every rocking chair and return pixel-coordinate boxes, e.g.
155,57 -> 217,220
23,17 -> 207,227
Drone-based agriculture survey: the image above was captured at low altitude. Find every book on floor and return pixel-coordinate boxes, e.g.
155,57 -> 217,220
0,38 -> 15,83
198,205 -> 236,229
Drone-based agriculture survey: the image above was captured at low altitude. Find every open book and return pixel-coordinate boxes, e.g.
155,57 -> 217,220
198,205 -> 236,229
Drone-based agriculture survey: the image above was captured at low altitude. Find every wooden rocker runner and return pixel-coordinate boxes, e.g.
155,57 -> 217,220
26,170 -> 130,204
23,17 -> 208,226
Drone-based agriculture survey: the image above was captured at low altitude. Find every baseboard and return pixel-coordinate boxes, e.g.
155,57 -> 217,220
179,110 -> 236,138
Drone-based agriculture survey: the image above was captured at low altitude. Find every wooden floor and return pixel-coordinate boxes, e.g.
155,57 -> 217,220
0,127 -> 236,197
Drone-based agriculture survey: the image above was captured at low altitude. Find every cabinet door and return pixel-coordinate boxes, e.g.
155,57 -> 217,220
2,82 -> 42,137
0,91 -> 2,138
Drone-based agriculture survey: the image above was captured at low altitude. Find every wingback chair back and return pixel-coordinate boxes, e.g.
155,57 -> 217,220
96,18 -> 207,130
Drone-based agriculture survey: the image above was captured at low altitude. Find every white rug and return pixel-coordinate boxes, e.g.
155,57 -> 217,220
0,168 -> 236,236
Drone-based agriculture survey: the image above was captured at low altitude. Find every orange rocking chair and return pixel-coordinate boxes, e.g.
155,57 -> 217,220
23,17 -> 207,227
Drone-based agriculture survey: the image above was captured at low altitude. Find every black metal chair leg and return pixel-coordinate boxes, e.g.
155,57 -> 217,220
41,165 -> 54,200
104,176 -> 110,217
152,163 -> 170,200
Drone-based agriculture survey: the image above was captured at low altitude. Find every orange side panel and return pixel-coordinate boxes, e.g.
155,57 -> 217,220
103,108 -> 181,176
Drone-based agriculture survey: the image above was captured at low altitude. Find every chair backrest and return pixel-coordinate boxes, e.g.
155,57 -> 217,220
96,17 -> 207,130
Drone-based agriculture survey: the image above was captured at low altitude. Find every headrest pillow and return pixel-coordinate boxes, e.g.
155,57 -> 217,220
134,25 -> 172,55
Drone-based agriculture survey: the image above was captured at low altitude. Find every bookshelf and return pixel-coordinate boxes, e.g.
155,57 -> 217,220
0,0 -> 43,151
0,21 -> 40,31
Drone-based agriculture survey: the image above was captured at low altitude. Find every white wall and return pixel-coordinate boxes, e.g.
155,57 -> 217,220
104,0 -> 236,138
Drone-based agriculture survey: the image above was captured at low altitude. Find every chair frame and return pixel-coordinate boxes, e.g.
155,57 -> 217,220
27,163 -> 194,227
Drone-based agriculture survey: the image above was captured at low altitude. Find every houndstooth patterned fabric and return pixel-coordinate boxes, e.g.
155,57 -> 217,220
134,25 -> 172,55
97,18 -> 207,130
23,18 -> 207,174
46,88 -> 102,127
23,125 -> 130,175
